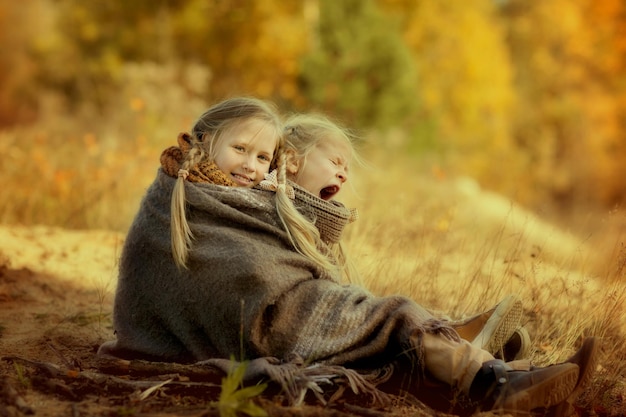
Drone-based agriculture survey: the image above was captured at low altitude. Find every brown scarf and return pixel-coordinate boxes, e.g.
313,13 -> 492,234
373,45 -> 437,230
160,132 -> 236,186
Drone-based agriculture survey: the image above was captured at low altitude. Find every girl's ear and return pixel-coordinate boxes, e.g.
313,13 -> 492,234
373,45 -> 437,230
285,149 -> 300,175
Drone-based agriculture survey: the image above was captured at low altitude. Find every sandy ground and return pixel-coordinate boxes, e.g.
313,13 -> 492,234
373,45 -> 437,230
0,226 -> 123,416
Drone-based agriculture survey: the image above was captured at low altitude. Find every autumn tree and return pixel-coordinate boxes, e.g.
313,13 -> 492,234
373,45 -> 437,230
28,0 -> 308,112
26,0 -> 187,113
576,0 -> 626,207
172,0 -> 307,103
379,0 -> 520,193
499,0 -> 626,209
299,0 -> 419,131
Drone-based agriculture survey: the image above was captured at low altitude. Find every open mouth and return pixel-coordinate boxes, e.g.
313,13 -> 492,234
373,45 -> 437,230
320,185 -> 339,200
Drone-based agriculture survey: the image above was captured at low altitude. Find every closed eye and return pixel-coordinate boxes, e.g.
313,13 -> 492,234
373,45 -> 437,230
331,158 -> 349,172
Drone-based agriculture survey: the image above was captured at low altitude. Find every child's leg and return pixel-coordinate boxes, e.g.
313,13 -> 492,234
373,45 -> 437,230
421,332 -> 494,394
419,332 -> 588,415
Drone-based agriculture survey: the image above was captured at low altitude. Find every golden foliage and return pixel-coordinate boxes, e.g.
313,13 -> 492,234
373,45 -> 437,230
2,0 -> 626,225
379,0 -> 520,195
501,0 -> 626,207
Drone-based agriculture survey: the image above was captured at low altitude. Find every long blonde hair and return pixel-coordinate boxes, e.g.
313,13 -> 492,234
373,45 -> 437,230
275,113 -> 361,281
171,97 -> 283,269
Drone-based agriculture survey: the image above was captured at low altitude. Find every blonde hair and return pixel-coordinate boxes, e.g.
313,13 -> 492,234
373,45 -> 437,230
275,113 -> 361,281
171,97 -> 283,268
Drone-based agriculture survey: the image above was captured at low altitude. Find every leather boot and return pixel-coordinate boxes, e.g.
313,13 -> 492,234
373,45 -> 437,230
538,337 -> 599,417
468,359 -> 579,416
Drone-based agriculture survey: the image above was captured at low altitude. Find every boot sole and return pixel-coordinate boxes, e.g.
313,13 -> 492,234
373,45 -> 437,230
472,295 -> 523,356
568,337 -> 598,400
548,337 -> 599,416
497,363 -> 579,415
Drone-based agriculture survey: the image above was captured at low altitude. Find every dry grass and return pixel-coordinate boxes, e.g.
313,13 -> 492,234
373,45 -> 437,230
341,150 -> 626,415
2,95 -> 626,414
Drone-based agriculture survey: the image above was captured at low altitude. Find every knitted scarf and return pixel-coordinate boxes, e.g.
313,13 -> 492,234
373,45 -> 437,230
257,170 -> 358,245
160,132 -> 236,186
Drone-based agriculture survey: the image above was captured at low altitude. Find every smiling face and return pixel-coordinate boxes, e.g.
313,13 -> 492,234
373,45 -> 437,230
289,138 -> 352,200
212,118 -> 278,187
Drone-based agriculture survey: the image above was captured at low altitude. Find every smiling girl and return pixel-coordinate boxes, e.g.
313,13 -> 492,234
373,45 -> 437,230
161,96 -> 283,268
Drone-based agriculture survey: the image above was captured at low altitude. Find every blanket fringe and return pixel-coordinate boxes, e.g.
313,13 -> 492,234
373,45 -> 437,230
197,356 -> 392,407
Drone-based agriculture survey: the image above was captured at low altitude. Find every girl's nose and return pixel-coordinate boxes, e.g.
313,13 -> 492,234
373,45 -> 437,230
337,170 -> 347,183
243,157 -> 256,172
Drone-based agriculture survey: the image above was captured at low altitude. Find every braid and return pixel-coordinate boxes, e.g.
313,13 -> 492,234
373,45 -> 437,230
275,153 -> 338,275
171,138 -> 205,269
185,136 -> 206,169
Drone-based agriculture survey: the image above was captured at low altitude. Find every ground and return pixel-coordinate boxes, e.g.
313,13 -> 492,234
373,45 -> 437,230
0,226 -> 445,417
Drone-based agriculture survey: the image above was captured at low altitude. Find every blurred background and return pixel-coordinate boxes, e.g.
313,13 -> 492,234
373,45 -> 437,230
2,0 -> 625,234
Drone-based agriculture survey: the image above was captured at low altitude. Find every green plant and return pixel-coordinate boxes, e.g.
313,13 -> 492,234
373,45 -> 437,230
215,359 -> 268,417
14,362 -> 30,389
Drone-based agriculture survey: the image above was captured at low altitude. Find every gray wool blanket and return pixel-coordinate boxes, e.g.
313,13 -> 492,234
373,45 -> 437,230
99,169 -> 451,375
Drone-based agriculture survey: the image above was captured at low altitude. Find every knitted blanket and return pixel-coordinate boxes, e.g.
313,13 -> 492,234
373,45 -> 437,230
99,169 -> 454,400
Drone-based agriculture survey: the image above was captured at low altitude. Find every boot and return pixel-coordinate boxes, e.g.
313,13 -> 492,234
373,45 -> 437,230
563,337 -> 598,400
453,294 -> 528,361
502,326 -> 531,361
468,359 -> 579,416
538,337 -> 599,417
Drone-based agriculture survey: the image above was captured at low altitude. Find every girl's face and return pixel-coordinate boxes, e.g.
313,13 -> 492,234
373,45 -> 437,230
213,118 -> 278,187
289,138 -> 351,200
